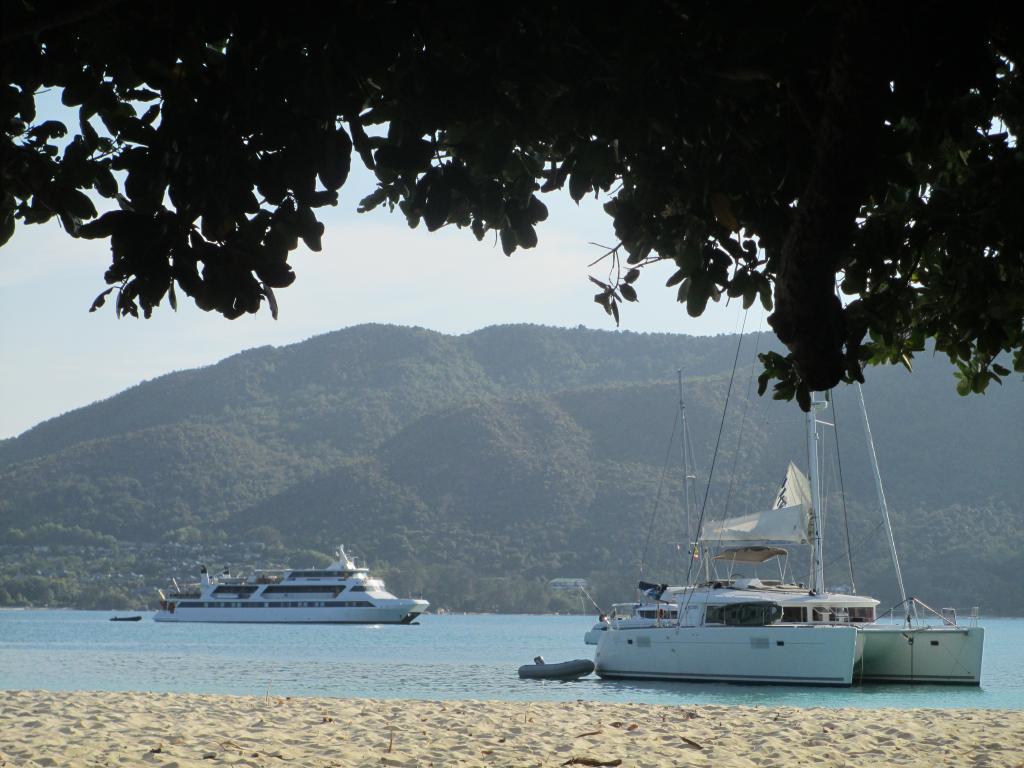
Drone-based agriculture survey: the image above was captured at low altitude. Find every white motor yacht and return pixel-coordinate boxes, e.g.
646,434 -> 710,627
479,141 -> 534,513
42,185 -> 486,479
154,545 -> 428,624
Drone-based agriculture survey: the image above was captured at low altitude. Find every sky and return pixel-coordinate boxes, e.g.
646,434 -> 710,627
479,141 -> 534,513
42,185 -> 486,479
0,161 -> 746,439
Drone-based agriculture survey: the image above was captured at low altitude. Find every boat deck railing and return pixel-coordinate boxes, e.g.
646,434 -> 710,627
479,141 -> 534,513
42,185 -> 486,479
875,596 -> 980,628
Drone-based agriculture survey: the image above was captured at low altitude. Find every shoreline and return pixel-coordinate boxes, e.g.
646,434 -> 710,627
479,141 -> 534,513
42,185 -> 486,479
2,690 -> 1021,767
5,609 -> 1024,622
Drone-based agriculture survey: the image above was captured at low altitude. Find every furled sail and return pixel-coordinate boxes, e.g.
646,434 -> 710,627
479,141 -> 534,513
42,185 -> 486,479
700,462 -> 812,543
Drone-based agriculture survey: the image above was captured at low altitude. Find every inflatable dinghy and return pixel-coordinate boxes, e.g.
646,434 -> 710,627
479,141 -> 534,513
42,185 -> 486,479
518,656 -> 595,680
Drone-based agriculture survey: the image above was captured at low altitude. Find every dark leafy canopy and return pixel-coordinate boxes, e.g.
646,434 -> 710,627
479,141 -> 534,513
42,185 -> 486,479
2,2 -> 1022,403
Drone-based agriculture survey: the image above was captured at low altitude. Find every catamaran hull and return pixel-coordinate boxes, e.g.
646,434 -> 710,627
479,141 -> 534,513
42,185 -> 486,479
153,600 -> 427,624
595,625 -> 861,686
856,626 -> 984,685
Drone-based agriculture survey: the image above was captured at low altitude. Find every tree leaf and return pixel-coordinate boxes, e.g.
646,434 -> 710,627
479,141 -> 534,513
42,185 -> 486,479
676,277 -> 690,303
710,193 -> 738,231
500,225 -> 516,255
61,188 -> 98,221
515,221 -> 538,248
265,285 -> 279,319
795,383 -> 811,412
666,268 -> 686,288
358,187 -> 388,213
76,210 -> 126,239
89,287 -> 115,312
527,196 -> 549,223
0,212 -> 14,247
423,173 -> 451,232
568,170 -> 589,202
318,126 -> 353,191
686,274 -> 711,317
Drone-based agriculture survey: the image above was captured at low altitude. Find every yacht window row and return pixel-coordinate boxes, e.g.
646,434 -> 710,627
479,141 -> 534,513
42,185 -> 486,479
177,600 -> 375,608
779,606 -> 876,623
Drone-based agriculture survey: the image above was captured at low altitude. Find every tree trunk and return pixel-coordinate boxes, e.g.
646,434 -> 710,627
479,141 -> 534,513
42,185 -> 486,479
769,4 -> 884,390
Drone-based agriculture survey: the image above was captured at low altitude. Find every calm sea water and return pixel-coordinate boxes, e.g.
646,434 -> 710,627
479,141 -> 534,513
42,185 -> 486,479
1,611 -> 1020,709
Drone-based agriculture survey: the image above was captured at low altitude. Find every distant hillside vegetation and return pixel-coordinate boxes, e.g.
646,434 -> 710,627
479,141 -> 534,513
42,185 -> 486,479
1,324 -> 1021,614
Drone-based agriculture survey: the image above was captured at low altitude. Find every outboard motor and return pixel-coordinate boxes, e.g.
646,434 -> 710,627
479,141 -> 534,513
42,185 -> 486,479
200,564 -> 210,586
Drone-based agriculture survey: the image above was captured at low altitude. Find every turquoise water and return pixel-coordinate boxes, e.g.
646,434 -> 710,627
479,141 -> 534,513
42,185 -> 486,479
1,611 -> 1020,709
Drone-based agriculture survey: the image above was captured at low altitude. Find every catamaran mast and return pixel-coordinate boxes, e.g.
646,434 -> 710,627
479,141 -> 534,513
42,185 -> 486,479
678,370 -> 693,550
678,369 -> 706,581
807,394 -> 827,595
857,383 -> 912,621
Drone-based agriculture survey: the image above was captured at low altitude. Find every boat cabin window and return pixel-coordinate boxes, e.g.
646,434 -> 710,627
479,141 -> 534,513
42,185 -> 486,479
637,607 -> 677,620
812,607 -> 835,622
781,606 -> 805,623
848,607 -> 875,623
212,585 -> 259,595
705,603 -> 782,626
288,570 -> 355,579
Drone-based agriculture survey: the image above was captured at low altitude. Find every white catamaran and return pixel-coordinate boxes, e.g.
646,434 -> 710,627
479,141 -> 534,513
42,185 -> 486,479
155,545 -> 428,624
592,384 -> 984,685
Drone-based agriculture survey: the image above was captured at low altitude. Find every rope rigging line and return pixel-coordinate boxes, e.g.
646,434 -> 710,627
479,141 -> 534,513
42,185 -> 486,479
576,583 -> 605,615
821,518 -> 886,573
683,308 -> 749,590
639,403 -> 681,578
720,313 -> 764,522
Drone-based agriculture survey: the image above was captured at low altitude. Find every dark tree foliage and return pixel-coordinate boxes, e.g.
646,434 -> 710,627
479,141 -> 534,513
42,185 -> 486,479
2,1 -> 1022,403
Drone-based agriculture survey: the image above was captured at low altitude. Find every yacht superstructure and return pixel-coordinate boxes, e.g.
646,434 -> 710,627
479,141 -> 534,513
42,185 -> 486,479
155,546 -> 428,624
594,586 -> 863,686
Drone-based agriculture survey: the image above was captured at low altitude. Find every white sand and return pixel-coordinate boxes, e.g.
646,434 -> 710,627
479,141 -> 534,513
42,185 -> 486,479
1,690 -> 1020,767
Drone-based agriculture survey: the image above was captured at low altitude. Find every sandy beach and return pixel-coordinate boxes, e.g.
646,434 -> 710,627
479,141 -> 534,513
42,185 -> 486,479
1,690 -> 1020,768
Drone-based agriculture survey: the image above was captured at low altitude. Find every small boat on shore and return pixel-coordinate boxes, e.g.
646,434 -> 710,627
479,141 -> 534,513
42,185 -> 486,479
110,615 -> 143,622
518,656 -> 594,680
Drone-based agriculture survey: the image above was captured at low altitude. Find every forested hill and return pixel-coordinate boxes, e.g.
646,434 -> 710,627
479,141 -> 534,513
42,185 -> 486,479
2,324 -> 1021,614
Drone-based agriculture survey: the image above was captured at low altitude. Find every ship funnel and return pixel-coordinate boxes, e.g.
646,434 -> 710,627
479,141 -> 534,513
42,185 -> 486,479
200,564 -> 210,585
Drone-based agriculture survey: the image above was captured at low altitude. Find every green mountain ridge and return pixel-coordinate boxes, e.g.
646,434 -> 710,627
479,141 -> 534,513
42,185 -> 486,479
1,323 -> 1021,614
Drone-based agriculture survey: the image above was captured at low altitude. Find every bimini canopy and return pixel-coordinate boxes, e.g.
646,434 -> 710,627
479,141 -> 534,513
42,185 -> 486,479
700,462 -> 812,544
712,546 -> 788,563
